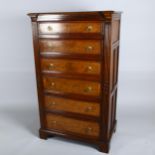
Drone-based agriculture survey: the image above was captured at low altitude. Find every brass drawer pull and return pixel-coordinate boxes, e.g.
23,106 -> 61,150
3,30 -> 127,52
86,46 -> 93,52
48,63 -> 55,69
84,86 -> 92,93
48,102 -> 56,107
47,26 -> 53,31
51,82 -> 55,87
87,25 -> 93,32
86,66 -> 93,72
85,106 -> 93,112
51,120 -> 57,125
48,42 -> 53,47
85,127 -> 92,134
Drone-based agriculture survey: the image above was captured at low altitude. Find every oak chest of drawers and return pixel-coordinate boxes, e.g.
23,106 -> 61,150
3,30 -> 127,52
28,11 -> 121,153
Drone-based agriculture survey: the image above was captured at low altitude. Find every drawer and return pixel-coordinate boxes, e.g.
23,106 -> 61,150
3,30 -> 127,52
46,113 -> 99,137
38,22 -> 102,34
44,96 -> 100,117
39,40 -> 101,55
41,58 -> 100,75
43,77 -> 100,96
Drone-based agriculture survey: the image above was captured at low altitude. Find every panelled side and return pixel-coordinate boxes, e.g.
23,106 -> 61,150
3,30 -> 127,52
101,16 -> 121,151
109,19 -> 120,135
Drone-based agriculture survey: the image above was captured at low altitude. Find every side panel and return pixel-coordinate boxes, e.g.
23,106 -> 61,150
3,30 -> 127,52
101,18 -> 120,143
110,19 -> 120,134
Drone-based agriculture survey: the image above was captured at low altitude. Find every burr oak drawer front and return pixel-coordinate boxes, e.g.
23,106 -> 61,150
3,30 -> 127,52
44,96 -> 100,117
45,113 -> 99,137
43,77 -> 100,96
38,22 -> 102,34
41,58 -> 100,75
39,40 -> 101,55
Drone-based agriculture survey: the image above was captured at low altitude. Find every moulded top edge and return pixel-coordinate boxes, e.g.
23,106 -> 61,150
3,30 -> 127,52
27,11 -> 122,21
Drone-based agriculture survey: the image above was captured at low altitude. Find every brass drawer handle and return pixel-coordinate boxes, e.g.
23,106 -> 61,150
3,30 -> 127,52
85,106 -> 93,112
87,25 -> 93,32
86,46 -> 93,52
85,127 -> 92,134
48,63 -> 55,69
51,120 -> 57,125
84,86 -> 92,93
48,42 -> 53,47
51,82 -> 55,87
86,66 -> 93,72
48,102 -> 56,107
47,26 -> 53,31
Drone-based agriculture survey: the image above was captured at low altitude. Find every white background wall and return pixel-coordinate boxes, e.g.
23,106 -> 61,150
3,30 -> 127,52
0,0 -> 154,105
0,1 -> 155,155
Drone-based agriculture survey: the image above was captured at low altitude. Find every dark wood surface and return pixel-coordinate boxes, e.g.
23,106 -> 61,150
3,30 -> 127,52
39,39 -> 101,55
44,95 -> 100,117
41,58 -> 101,75
28,11 -> 121,153
46,113 -> 100,137
38,22 -> 102,34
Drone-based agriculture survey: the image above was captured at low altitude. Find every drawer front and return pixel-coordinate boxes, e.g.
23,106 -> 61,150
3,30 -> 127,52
43,77 -> 100,96
46,113 -> 99,137
39,40 -> 101,55
39,22 -> 102,34
44,96 -> 100,116
41,58 -> 100,75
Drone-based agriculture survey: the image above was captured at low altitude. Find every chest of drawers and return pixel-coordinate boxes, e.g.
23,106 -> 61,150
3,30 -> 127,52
28,11 -> 121,153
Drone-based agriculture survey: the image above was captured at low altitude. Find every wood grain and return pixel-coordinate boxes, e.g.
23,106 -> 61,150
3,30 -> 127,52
46,113 -> 100,137
41,58 -> 100,75
43,76 -> 101,96
39,39 -> 101,55
38,22 -> 102,34
44,96 -> 100,116
112,20 -> 120,43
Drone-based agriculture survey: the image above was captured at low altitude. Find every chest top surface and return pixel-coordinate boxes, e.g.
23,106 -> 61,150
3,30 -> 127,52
28,11 -> 121,21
